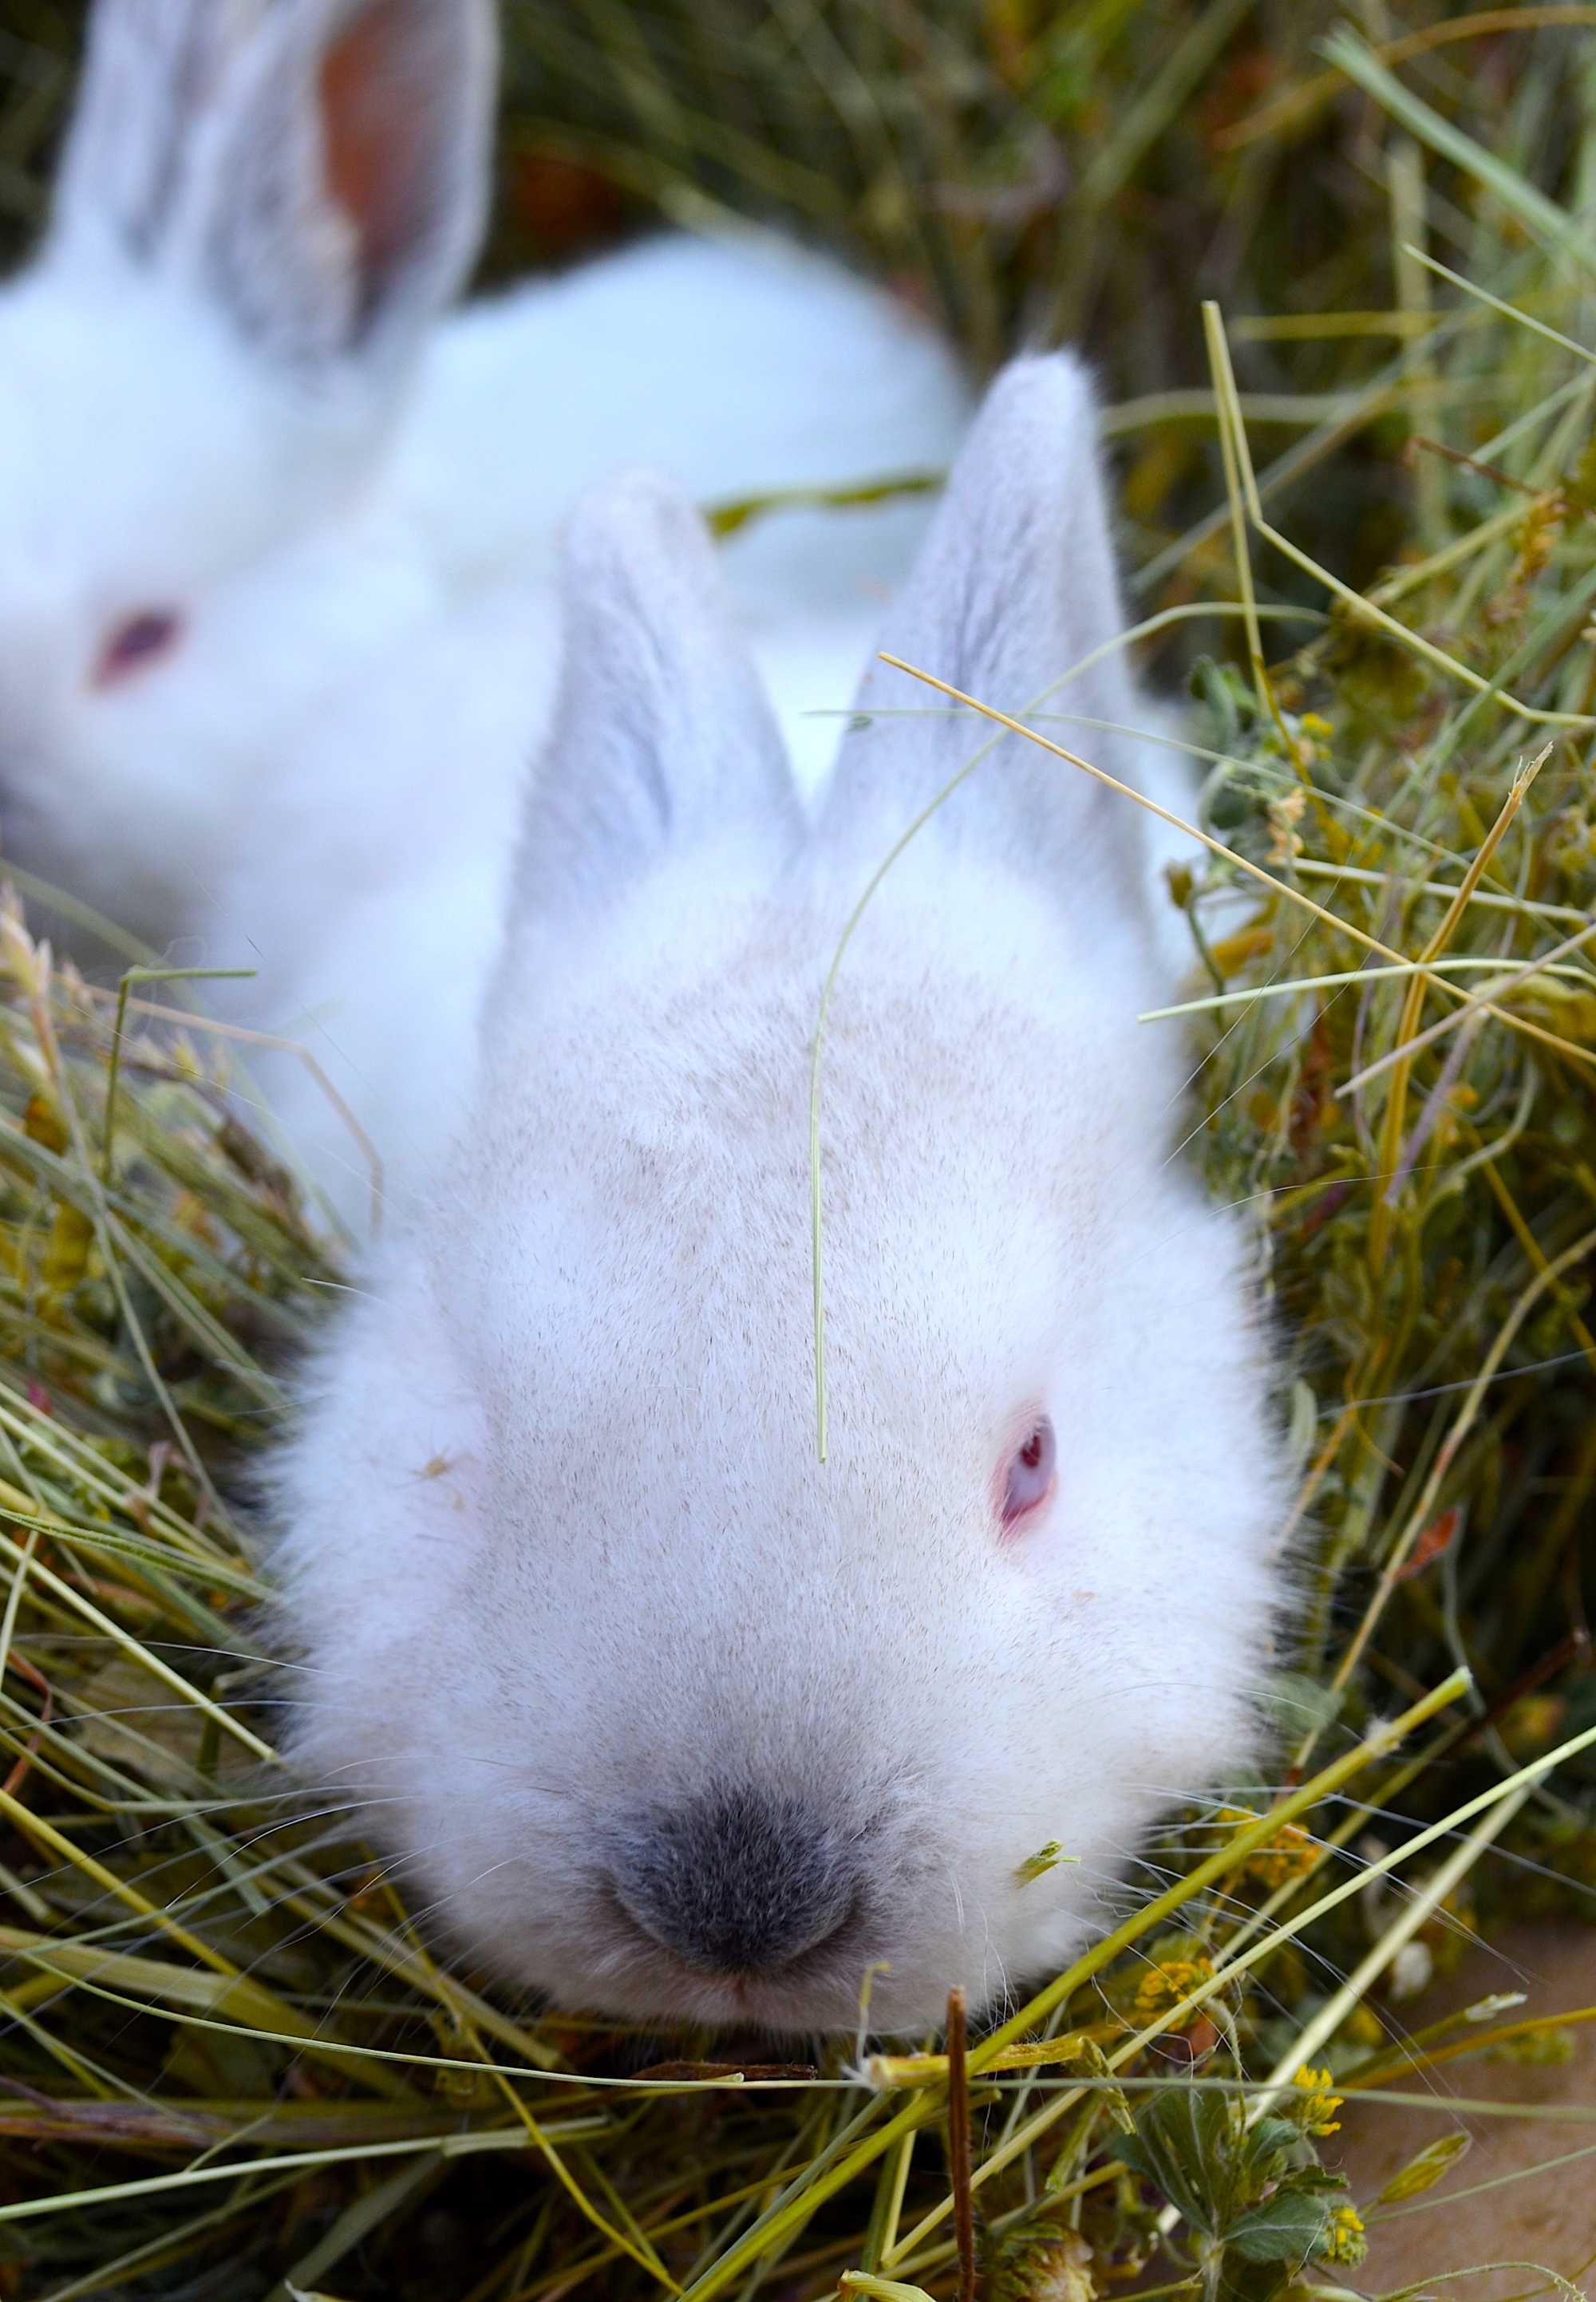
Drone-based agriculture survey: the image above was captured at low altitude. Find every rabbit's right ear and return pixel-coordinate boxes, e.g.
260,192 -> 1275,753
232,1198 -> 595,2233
819,353 -> 1152,926
512,471 -> 801,923
170,0 -> 496,378
50,0 -> 264,264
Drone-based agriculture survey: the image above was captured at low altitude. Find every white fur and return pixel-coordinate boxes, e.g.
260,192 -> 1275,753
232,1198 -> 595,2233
191,576 -> 546,1220
268,356 -> 1287,2035
0,0 -> 970,1055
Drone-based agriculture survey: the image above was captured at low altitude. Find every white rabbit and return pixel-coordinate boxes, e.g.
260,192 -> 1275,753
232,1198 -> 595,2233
267,354 -> 1286,2035
188,574 -> 548,1224
0,0 -> 970,964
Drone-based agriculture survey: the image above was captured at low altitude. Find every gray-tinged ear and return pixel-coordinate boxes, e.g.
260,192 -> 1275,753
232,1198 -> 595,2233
50,0 -> 264,264
516,470 -> 801,918
176,0 -> 495,375
820,353 -> 1150,910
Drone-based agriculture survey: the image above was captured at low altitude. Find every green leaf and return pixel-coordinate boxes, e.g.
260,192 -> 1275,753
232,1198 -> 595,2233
1244,2117 -> 1305,2177
1215,2255 -> 1293,2302
1223,2187 -> 1332,2264
1280,2165 -> 1350,2195
1116,2086 -> 1238,2235
1377,2130 -> 1471,2203
1238,2117 -> 1317,2203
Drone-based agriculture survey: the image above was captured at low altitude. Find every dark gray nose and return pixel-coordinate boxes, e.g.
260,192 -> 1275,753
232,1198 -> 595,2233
608,1787 -> 865,1977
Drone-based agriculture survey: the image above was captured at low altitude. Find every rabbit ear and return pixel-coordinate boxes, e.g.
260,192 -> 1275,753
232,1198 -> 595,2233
515,471 -> 801,919
819,353 -> 1151,918
50,0 -> 265,263
173,0 -> 494,375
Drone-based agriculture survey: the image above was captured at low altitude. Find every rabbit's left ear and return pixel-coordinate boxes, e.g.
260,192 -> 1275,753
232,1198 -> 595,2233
51,0 -> 266,264
511,469 -> 801,922
173,0 -> 496,377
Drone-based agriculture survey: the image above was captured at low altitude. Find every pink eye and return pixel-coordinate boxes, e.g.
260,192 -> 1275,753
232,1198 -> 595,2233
999,1415 -> 1057,1534
93,610 -> 184,690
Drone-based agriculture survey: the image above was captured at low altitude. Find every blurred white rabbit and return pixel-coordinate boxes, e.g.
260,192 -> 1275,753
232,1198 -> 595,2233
0,0 -> 970,966
268,354 -> 1285,2035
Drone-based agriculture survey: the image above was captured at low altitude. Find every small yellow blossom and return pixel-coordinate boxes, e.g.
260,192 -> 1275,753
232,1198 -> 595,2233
1248,1822 -> 1319,1889
1298,713 -> 1333,740
1317,2204 -> 1366,2265
1292,2063 -> 1343,2135
1132,1953 -> 1215,2028
1219,1809 -> 1320,1891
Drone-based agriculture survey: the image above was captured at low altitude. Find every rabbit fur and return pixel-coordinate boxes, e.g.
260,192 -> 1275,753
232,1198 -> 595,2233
267,353 -> 1286,2035
0,0 -> 969,1013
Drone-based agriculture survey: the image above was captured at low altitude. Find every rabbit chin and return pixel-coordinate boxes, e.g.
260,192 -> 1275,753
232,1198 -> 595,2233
349,1805 -> 1142,2038
448,1878 -> 1119,2043
456,1901 -> 1100,2039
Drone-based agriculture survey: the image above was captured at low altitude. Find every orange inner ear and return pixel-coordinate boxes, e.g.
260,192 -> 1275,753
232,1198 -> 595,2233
318,2 -> 413,300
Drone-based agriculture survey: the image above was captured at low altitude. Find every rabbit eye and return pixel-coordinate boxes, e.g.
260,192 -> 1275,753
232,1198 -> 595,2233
93,610 -> 184,690
999,1416 -> 1056,1533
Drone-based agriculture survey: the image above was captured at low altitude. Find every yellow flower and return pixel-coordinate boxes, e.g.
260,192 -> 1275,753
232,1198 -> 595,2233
1219,1810 -> 1320,1890
1292,2063 -> 1343,2135
1132,1953 -> 1215,2028
1317,2204 -> 1366,2265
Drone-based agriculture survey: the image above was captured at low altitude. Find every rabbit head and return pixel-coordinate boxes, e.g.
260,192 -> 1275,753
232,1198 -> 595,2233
0,0 -> 493,950
272,354 -> 1288,2035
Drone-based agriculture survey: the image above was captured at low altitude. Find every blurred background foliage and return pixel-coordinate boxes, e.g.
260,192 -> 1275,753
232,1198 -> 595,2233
2,2 -> 1593,652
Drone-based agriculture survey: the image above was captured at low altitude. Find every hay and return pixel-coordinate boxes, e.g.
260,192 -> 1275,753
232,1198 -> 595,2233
1,6 -> 1594,2300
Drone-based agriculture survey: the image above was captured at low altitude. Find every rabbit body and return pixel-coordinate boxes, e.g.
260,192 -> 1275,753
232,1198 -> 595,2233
397,229 -> 974,747
269,355 -> 1286,2033
190,574 -> 545,1218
